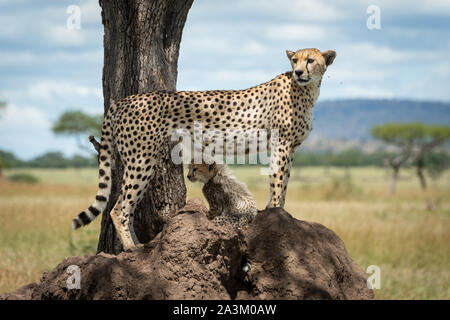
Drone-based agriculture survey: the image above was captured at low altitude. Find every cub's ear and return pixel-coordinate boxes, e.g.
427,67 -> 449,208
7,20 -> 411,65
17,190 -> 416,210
286,49 -> 295,60
322,50 -> 336,66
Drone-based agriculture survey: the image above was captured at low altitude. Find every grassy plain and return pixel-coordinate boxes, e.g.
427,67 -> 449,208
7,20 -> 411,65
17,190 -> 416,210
1,166 -> 449,299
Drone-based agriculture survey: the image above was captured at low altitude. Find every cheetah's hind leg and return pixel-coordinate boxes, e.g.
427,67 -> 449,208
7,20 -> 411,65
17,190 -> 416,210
109,187 -> 136,251
111,164 -> 155,251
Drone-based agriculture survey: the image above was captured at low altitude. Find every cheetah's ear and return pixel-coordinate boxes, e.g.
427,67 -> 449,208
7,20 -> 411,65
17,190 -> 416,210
208,162 -> 216,172
286,49 -> 295,60
321,50 -> 336,66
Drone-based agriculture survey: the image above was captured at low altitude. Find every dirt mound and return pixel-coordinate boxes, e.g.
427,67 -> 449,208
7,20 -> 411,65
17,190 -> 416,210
237,207 -> 373,299
0,199 -> 373,300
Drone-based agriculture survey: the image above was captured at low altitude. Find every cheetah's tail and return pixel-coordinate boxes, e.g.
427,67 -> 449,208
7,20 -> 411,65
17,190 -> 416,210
72,113 -> 113,230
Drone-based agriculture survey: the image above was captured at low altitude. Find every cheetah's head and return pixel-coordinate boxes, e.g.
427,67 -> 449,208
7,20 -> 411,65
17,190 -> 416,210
187,162 -> 217,183
286,48 -> 336,86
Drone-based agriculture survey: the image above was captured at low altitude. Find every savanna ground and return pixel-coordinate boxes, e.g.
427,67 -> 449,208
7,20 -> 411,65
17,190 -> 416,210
0,165 -> 449,299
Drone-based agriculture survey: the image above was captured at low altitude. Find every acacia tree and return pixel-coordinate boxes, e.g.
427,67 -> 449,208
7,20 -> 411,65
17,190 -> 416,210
97,0 -> 193,254
413,125 -> 450,190
372,123 -> 419,194
424,152 -> 449,184
371,122 -> 450,194
52,111 -> 102,153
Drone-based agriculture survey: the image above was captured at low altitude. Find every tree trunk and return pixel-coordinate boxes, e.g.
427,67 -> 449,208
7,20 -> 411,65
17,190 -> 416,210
389,166 -> 400,195
97,0 -> 193,254
416,157 -> 427,190
415,156 -> 435,210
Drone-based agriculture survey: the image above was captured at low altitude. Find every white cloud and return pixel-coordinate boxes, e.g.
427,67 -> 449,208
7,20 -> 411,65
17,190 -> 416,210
79,0 -> 102,25
0,51 -> 36,65
317,41 -> 450,100
325,42 -> 448,85
178,68 -> 274,91
241,42 -> 268,55
212,69 -> 272,83
267,24 -> 328,42
0,104 -> 49,128
296,0 -> 450,18
0,1 -> 102,47
45,25 -> 86,46
0,50 -> 102,66
375,0 -> 450,16
0,0 -> 29,4
182,35 -> 232,54
0,81 -> 103,119
290,0 -> 344,21
340,85 -> 395,99
26,82 -> 102,101
0,23 -> 20,38
392,60 -> 450,101
342,42 -> 445,63
432,61 -> 450,79
181,36 -> 270,59
237,0 -> 345,21
0,103 -> 80,160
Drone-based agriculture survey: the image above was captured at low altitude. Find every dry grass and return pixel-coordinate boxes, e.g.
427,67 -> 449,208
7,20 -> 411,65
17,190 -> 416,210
1,166 -> 449,299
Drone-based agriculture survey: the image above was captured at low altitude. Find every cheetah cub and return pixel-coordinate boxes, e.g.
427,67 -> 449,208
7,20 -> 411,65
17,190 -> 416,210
187,162 -> 257,228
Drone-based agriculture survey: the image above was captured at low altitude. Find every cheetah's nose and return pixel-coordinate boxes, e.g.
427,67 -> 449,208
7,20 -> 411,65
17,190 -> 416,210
295,70 -> 304,77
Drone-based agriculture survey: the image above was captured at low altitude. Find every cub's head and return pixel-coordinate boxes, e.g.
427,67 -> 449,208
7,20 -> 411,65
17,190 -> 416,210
187,162 -> 217,183
286,48 -> 336,86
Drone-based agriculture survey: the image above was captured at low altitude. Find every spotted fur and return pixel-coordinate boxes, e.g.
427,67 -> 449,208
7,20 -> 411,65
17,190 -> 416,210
72,48 -> 336,251
187,162 -> 257,228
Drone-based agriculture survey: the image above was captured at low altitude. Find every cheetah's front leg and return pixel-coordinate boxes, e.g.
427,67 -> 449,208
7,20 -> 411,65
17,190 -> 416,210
205,193 -> 224,220
279,152 -> 295,208
266,146 -> 294,209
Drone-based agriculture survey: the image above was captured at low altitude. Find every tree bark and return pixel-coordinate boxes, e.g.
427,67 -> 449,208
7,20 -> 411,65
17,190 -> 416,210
97,0 -> 193,254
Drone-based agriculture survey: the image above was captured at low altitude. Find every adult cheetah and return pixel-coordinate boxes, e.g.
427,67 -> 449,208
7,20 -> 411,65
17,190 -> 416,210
72,48 -> 336,251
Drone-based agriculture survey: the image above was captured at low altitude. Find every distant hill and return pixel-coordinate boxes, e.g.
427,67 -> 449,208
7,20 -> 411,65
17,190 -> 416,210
312,99 -> 450,140
301,99 -> 450,153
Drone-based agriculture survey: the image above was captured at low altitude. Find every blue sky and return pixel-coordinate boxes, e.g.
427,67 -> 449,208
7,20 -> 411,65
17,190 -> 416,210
0,0 -> 449,159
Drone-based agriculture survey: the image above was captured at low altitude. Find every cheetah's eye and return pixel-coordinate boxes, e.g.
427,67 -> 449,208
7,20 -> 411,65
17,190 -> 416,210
292,58 -> 298,64
307,59 -> 315,64
193,168 -> 197,172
